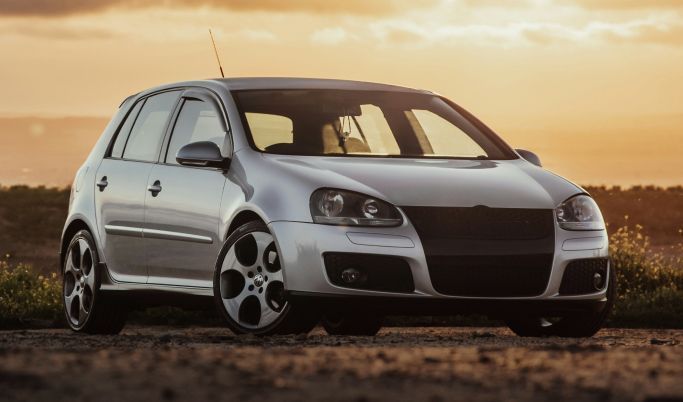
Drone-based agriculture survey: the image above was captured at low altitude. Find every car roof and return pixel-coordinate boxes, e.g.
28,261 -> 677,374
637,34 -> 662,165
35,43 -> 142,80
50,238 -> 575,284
211,77 -> 432,94
125,77 -> 434,107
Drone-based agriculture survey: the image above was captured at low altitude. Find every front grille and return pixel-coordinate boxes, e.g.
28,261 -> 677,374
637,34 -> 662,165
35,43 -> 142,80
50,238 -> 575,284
559,258 -> 609,295
402,206 -> 554,240
324,253 -> 414,293
401,206 -> 555,297
402,206 -> 555,255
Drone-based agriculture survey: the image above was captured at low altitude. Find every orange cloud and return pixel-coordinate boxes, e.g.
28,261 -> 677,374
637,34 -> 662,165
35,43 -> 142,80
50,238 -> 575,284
0,22 -> 115,39
566,0 -> 683,9
0,0 -> 437,17
371,19 -> 683,47
604,23 -> 683,45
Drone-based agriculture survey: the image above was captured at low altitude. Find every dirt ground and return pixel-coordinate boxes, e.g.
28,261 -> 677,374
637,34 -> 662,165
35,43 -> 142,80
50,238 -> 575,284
0,327 -> 681,402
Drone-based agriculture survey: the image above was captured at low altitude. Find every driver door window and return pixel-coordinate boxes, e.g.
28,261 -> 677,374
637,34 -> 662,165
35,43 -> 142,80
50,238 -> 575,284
165,99 -> 226,164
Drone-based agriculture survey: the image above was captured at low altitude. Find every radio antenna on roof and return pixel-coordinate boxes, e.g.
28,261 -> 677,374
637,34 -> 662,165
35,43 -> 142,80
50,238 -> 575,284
209,29 -> 225,78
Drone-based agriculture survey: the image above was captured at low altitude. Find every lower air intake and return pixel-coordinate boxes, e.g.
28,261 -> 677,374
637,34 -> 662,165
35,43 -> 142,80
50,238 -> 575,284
427,254 -> 553,297
559,258 -> 609,295
324,253 -> 414,293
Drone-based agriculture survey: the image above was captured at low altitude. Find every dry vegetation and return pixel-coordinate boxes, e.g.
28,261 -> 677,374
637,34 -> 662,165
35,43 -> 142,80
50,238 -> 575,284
0,185 -> 70,274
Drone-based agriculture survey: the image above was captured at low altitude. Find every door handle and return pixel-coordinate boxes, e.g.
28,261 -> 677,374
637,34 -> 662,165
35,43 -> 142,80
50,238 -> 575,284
147,180 -> 162,197
96,176 -> 108,191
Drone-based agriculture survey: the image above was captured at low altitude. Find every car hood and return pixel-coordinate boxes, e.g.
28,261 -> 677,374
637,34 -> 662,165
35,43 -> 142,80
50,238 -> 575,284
262,155 -> 583,210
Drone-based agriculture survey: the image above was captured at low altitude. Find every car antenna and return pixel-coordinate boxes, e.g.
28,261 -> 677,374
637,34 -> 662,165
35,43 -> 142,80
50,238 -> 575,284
209,28 -> 225,78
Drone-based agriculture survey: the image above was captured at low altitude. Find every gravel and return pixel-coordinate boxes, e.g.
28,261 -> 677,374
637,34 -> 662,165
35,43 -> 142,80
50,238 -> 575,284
0,326 -> 681,402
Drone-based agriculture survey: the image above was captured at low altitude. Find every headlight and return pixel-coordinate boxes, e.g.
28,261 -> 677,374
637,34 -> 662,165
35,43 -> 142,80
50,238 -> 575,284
556,194 -> 605,231
310,189 -> 403,227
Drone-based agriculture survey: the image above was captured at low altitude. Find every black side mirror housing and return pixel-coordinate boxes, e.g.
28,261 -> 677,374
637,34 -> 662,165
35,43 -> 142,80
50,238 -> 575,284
515,149 -> 542,167
176,141 -> 229,169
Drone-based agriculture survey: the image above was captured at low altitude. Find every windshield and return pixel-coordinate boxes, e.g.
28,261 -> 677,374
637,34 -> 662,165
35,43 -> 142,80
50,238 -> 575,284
234,90 -> 516,159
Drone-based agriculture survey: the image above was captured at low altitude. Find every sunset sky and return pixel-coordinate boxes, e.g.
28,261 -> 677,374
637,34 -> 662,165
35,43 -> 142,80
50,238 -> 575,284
1,0 -> 682,186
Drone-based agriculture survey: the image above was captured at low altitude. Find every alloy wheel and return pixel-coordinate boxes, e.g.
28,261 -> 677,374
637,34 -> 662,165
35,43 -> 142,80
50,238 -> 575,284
219,231 -> 286,330
63,237 -> 96,328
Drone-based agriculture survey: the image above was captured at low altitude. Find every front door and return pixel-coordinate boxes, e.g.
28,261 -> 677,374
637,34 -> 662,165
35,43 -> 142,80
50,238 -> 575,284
144,92 -> 229,287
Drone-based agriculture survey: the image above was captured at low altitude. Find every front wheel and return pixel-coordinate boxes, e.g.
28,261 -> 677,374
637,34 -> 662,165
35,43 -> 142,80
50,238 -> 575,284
213,221 -> 320,335
506,264 -> 616,338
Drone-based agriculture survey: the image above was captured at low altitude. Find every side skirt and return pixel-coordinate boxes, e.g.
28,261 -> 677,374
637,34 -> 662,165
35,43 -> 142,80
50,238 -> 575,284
97,262 -> 214,309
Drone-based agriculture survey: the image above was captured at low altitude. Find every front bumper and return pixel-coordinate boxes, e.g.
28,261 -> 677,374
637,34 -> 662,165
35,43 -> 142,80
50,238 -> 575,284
286,291 -> 607,316
268,220 -> 609,303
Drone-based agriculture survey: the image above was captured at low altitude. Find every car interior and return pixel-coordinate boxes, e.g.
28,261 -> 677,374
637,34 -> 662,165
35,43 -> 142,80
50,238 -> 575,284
264,115 -> 371,155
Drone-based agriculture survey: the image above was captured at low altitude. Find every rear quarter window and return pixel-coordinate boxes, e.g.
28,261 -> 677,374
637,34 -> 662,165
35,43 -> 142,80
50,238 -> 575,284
110,100 -> 144,158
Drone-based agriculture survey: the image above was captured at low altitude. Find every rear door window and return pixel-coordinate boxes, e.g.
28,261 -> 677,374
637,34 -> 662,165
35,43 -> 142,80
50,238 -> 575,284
122,91 -> 180,162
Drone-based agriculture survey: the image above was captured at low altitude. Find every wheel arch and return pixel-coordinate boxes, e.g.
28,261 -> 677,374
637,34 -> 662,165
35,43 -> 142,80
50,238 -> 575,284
60,218 -> 96,273
226,209 -> 267,240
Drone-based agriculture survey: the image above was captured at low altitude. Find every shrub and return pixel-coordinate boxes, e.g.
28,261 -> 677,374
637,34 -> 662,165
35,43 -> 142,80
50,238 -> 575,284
609,225 -> 683,328
0,259 -> 62,327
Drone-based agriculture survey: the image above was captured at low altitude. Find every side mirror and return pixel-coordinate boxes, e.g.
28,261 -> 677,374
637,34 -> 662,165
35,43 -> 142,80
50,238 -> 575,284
176,141 -> 228,168
515,149 -> 542,167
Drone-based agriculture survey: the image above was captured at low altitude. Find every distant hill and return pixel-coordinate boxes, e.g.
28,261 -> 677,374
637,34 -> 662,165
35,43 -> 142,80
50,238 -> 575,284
0,116 -> 108,186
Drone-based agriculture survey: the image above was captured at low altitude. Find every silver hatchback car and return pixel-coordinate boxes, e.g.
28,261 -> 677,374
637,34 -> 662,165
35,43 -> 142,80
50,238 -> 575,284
61,78 -> 613,337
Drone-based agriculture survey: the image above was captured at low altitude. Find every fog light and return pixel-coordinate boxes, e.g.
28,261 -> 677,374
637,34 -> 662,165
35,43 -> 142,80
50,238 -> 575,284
341,268 -> 362,284
593,272 -> 605,290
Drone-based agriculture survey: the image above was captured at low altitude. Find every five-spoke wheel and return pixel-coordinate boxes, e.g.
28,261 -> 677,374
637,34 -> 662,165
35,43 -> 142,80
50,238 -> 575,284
214,221 -> 319,335
64,237 -> 96,327
219,231 -> 287,329
62,230 -> 127,334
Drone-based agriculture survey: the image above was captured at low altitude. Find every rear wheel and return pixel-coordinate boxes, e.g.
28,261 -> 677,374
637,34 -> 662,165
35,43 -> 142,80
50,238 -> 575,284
62,230 -> 127,334
322,311 -> 383,336
214,221 -> 320,335
506,264 -> 615,338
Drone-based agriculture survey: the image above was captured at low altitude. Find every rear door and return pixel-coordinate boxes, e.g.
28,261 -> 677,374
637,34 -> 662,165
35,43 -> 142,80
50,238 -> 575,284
94,90 -> 181,283
144,90 -> 230,287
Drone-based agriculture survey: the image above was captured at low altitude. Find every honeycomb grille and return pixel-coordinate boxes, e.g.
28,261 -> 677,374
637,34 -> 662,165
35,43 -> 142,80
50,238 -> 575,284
559,258 -> 609,295
401,206 -> 554,241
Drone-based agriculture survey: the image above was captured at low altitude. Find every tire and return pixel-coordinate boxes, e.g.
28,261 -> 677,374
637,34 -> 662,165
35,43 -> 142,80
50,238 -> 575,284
213,221 -> 320,335
506,263 -> 616,338
322,311 -> 383,336
62,230 -> 127,334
